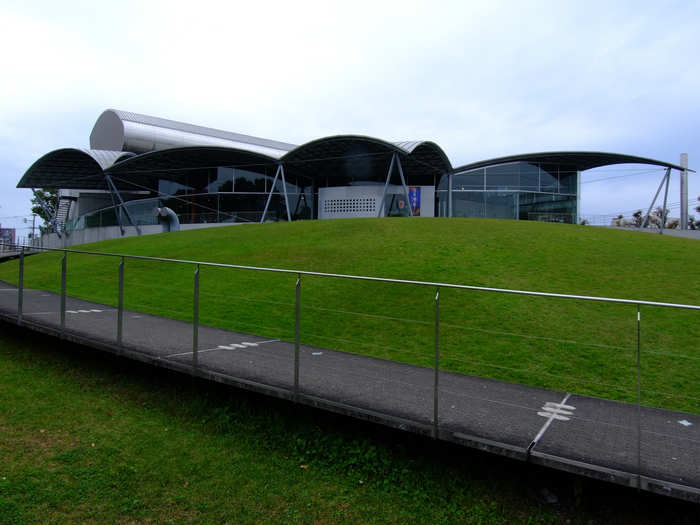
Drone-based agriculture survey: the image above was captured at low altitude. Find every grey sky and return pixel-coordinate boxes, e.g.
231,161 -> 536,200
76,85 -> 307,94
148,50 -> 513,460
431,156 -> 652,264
1,0 -> 698,234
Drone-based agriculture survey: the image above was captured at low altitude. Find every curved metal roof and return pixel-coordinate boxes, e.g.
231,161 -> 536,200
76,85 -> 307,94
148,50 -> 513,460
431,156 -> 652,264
454,151 -> 689,173
103,146 -> 279,191
17,149 -> 126,189
90,109 -> 297,158
282,135 -> 451,187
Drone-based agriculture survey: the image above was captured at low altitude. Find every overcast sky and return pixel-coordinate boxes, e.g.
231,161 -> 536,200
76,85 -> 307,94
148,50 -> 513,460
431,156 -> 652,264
1,0 -> 698,234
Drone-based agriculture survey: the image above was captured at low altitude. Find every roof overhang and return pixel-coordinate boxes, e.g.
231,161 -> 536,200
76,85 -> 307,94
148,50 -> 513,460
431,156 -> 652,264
453,151 -> 692,173
282,135 -> 451,186
16,149 -> 127,190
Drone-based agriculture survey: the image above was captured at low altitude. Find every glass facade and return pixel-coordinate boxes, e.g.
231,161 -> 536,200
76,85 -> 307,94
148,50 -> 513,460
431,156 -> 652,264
70,159 -> 579,230
73,165 -> 315,229
437,161 -> 579,223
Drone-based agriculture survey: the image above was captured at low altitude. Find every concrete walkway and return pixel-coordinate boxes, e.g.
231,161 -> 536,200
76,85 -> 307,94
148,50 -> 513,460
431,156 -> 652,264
0,280 -> 698,502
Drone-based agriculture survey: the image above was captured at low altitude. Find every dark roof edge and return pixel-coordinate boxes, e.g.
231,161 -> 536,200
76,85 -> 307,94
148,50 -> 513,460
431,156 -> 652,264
453,151 -> 693,173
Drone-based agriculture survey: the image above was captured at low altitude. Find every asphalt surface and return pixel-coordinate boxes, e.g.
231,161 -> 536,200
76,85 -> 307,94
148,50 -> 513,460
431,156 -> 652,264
0,280 -> 698,501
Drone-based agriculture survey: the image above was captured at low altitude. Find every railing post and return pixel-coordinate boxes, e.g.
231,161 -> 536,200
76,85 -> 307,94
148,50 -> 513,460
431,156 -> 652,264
17,247 -> 24,324
117,257 -> 124,348
433,287 -> 440,438
294,273 -> 301,396
193,264 -> 200,368
636,303 -> 642,489
60,251 -> 67,334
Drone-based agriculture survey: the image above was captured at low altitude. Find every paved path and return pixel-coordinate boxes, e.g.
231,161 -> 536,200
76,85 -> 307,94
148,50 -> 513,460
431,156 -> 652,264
0,280 -> 698,502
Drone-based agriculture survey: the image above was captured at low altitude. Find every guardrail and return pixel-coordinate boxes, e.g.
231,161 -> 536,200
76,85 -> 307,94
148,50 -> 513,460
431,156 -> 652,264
1,242 -> 699,497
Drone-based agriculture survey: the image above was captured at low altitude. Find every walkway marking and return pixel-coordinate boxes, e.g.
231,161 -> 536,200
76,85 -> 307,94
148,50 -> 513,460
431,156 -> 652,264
528,393 -> 573,453
679,419 -> 693,427
66,309 -> 105,314
537,401 -> 575,421
163,339 -> 279,359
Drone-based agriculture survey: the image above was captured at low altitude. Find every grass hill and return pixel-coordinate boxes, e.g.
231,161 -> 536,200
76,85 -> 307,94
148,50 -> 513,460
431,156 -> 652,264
1,218 -> 698,412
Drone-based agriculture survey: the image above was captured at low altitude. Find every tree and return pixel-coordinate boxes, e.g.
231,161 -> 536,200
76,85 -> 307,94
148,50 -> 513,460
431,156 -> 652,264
30,189 -> 58,233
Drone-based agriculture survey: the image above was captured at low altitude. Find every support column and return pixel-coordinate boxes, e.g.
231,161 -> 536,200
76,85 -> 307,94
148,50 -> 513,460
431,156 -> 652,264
641,168 -> 670,230
260,164 -> 284,223
377,154 -> 397,217
395,155 -> 413,217
105,175 -> 141,235
660,167 -> 671,235
448,173 -> 453,217
680,154 -> 688,230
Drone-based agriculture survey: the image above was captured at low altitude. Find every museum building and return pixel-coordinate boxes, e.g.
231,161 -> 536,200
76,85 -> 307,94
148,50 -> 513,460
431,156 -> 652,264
17,109 -> 687,241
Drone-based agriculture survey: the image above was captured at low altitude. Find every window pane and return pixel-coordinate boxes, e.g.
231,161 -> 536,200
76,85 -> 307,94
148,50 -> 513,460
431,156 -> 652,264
452,168 -> 484,190
485,164 -> 519,190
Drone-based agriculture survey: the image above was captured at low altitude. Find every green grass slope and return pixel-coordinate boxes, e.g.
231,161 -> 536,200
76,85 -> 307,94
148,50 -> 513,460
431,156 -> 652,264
1,218 -> 698,412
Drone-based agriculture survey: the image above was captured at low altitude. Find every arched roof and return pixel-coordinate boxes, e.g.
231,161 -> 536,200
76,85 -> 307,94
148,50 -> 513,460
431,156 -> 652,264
282,135 -> 451,187
453,151 -> 690,173
16,149 -> 126,189
103,146 -> 280,190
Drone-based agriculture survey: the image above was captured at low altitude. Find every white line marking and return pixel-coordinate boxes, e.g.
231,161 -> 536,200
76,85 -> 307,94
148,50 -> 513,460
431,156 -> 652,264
312,352 -> 323,356
541,406 -> 573,416
679,419 -> 692,427
544,401 -> 575,410
240,342 -> 258,347
537,412 -> 570,421
163,339 -> 279,359
529,393 -> 572,452
66,310 -> 78,314
90,309 -> 103,313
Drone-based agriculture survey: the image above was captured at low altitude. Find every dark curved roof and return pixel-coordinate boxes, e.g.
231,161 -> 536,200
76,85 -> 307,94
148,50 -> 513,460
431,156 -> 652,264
16,149 -> 125,190
453,151 -> 689,173
282,135 -> 451,187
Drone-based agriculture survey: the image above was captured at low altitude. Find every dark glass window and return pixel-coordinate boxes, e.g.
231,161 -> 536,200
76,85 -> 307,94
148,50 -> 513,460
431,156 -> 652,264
208,167 -> 234,193
559,170 -> 577,194
540,166 -> 558,192
519,163 -> 540,191
485,192 -> 517,219
485,164 -> 519,190
234,169 -> 266,192
453,168 -> 484,190
452,192 -> 485,218
159,179 -> 192,197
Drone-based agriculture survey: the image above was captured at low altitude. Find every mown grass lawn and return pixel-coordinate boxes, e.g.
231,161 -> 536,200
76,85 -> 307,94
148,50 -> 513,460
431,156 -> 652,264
0,218 -> 698,412
2,325 -> 699,524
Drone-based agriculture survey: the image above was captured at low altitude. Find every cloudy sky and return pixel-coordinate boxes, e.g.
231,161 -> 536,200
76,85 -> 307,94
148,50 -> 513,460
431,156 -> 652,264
1,0 -> 698,234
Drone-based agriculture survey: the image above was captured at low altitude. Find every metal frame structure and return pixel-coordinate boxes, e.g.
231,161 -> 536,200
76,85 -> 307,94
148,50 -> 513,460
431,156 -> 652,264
260,163 -> 292,223
640,168 -> 671,234
105,174 -> 142,235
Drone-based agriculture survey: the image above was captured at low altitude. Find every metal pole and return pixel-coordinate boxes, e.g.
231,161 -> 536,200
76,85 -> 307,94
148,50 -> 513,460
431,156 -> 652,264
193,264 -> 200,368
17,247 -> 24,324
279,164 -> 292,222
433,287 -> 440,438
260,164 -> 282,223
395,156 -> 413,217
680,153 -> 688,230
117,257 -> 124,348
377,154 -> 396,217
640,168 -> 669,230
60,252 -> 67,334
636,303 -> 642,489
294,273 -> 301,395
659,169 -> 670,234
448,173 -> 453,217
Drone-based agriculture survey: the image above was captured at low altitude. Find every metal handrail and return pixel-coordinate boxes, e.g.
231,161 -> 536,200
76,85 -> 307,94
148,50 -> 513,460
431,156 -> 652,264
2,242 -> 699,310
